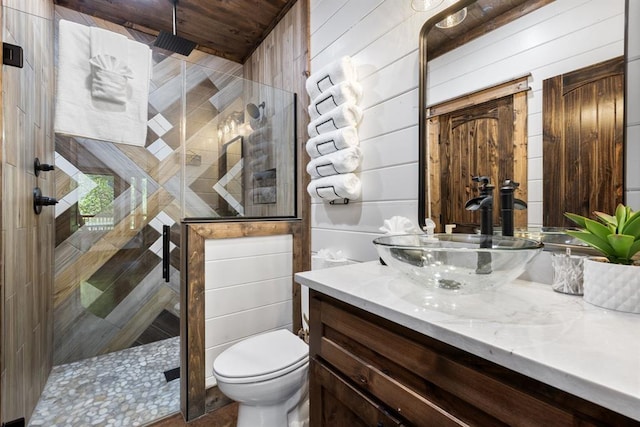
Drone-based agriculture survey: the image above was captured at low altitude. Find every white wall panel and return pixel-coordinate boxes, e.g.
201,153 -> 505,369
311,0 -> 410,70
311,0 -> 384,57
360,126 -> 418,172
360,52 -> 419,110
204,234 -> 292,261
311,228 -> 379,261
203,235 -> 293,387
205,301 -> 292,348
205,253 -> 292,289
360,164 -> 418,202
205,277 -> 291,317
358,89 -> 417,141
312,200 -> 418,234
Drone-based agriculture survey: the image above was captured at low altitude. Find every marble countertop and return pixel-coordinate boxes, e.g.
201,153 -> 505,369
295,261 -> 640,421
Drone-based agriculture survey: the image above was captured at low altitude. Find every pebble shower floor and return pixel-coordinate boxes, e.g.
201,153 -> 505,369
29,337 -> 180,426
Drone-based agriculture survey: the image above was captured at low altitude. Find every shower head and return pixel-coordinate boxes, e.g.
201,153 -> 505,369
153,0 -> 196,56
246,102 -> 266,120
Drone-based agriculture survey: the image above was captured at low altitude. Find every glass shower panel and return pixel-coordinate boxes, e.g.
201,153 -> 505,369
52,15 -> 184,363
183,64 -> 297,219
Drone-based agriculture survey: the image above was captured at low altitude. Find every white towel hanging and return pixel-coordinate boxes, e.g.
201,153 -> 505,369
307,103 -> 363,137
54,20 -> 151,147
307,173 -> 361,201
305,56 -> 357,100
308,81 -> 363,120
306,127 -> 359,159
306,146 -> 362,178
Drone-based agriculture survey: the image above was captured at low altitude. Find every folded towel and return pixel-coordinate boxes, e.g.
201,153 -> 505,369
248,154 -> 269,171
306,146 -> 362,178
307,103 -> 363,137
251,186 -> 277,204
308,81 -> 363,120
89,27 -> 133,104
248,141 -> 269,157
306,126 -> 359,159
307,173 -> 362,201
54,20 -> 151,147
89,55 -> 133,104
247,125 -> 271,145
306,56 -> 357,100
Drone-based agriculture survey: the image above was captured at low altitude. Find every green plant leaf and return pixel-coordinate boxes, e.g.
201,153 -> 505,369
607,234 -> 634,260
565,230 -> 614,256
615,204 -> 627,232
564,212 -> 588,228
585,218 -> 612,241
594,211 -> 617,227
629,240 -> 640,258
622,213 -> 640,239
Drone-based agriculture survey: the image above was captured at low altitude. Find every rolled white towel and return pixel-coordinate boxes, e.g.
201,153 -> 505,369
250,186 -> 277,204
306,127 -> 359,159
308,81 -> 363,120
307,103 -> 363,137
305,56 -> 357,100
307,173 -> 361,201
306,146 -> 361,178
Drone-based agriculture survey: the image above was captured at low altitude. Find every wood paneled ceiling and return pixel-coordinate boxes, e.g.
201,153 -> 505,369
53,0 -> 299,63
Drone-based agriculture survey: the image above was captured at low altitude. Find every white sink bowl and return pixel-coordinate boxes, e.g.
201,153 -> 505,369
373,233 -> 543,294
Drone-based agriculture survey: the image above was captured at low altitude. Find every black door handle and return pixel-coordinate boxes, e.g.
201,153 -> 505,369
162,225 -> 170,282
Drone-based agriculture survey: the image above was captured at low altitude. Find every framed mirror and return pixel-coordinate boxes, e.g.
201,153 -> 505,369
418,0 -> 631,231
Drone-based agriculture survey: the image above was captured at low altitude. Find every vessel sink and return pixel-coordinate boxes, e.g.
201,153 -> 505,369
373,234 -> 543,294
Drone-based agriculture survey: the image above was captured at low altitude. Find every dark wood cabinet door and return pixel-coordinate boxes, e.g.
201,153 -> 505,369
543,56 -> 625,226
310,358 -> 405,427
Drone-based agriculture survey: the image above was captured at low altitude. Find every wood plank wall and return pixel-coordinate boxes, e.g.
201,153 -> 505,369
244,0 -> 311,261
1,0 -> 56,423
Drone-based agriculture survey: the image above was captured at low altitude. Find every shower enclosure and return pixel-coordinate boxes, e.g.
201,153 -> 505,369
1,4 -> 296,425
52,7 -> 296,366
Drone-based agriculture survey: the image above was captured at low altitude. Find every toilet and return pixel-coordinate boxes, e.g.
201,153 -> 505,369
213,329 -> 309,427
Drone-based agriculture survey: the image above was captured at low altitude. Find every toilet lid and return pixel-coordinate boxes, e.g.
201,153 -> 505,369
213,329 -> 309,383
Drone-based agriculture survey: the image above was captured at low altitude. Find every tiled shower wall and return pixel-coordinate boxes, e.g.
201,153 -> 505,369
1,0 -> 55,423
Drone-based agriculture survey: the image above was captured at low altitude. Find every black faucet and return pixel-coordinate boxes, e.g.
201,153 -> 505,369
465,176 -> 495,274
499,179 -> 527,237
464,176 -> 495,237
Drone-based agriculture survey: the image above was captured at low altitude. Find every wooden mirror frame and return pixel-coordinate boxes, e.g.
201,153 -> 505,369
417,0 -> 631,230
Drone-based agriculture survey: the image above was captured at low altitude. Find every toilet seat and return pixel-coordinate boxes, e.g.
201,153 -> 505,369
213,329 -> 309,384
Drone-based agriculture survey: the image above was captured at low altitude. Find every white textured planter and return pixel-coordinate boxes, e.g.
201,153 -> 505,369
583,258 -> 640,314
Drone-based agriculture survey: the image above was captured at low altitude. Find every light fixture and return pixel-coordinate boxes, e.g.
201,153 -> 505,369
411,0 -> 443,11
436,7 -> 467,28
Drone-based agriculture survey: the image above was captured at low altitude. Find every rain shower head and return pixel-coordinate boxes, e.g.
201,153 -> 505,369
153,0 -> 196,56
246,102 -> 266,120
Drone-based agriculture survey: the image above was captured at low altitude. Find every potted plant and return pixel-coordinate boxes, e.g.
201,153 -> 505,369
565,204 -> 640,313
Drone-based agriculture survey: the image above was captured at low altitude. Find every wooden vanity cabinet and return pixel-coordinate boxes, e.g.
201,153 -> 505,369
308,290 -> 640,427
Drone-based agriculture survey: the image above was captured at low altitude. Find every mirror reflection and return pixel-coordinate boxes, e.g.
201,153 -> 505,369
419,0 -> 626,232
